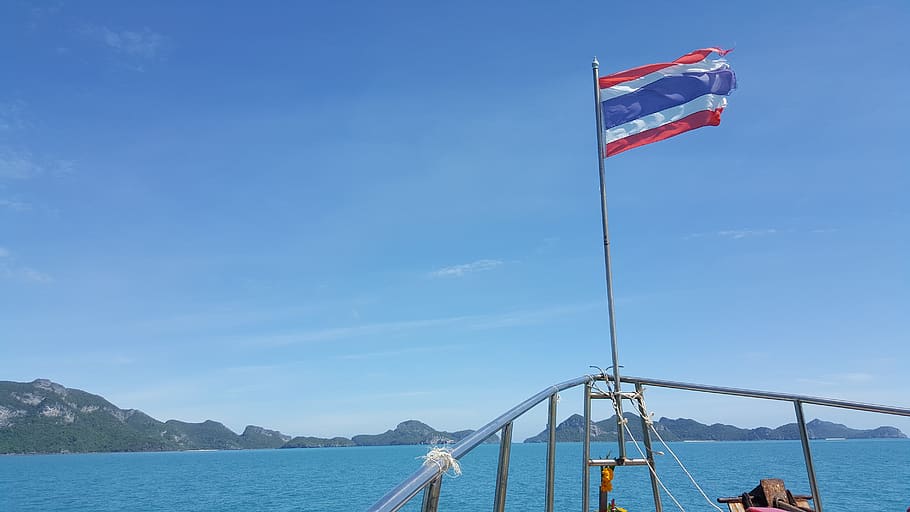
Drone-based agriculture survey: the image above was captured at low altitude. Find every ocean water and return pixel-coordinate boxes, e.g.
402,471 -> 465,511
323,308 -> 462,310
1,440 -> 907,511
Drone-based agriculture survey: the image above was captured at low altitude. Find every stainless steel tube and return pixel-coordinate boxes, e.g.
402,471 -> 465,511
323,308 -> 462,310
546,393 -> 558,512
493,422 -> 513,512
794,400 -> 822,512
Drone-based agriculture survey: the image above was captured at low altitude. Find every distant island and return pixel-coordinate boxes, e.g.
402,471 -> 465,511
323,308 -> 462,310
523,412 -> 907,443
0,379 -> 495,454
0,379 -> 904,455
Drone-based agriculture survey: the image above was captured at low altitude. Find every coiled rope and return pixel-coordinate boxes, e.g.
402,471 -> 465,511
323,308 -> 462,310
419,447 -> 462,478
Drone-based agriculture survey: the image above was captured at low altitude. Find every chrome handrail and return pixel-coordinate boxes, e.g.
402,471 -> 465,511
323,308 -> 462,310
367,375 -> 594,512
620,375 -> 910,417
366,373 -> 910,512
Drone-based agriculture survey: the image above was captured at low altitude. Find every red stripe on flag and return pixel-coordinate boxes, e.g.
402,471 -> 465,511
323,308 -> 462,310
605,109 -> 724,157
598,48 -> 732,89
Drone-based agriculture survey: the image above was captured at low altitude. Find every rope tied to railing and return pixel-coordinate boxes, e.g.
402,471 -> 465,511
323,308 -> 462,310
643,411 -> 655,427
419,447 -> 462,478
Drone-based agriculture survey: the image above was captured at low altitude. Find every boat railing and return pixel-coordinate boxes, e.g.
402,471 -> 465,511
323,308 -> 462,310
366,373 -> 910,512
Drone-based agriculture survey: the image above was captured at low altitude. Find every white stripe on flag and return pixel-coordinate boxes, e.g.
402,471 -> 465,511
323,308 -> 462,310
603,94 -> 728,144
600,59 -> 730,100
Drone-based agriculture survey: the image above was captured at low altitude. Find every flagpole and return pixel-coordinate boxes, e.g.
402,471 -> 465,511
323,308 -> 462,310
592,57 -> 626,461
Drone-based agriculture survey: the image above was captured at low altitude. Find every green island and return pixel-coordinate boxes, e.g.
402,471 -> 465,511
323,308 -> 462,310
0,379 -> 904,455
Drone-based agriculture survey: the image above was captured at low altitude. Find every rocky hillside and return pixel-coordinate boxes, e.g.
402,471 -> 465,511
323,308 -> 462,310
240,425 -> 293,449
282,436 -> 357,448
0,379 -> 495,454
351,420 -> 495,446
7,379 -> 899,454
523,413 -> 907,443
0,379 -> 288,454
280,421 -> 498,449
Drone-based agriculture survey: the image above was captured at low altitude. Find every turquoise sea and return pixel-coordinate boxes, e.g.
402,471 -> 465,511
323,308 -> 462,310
1,440 -> 907,511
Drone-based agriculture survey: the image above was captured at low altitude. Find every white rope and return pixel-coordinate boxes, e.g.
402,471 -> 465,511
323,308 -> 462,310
600,375 -> 684,510
419,447 -> 462,478
621,420 -> 687,512
648,422 -> 724,512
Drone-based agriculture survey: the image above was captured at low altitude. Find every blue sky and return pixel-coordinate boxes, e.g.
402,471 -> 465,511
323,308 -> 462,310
1,1 -> 908,441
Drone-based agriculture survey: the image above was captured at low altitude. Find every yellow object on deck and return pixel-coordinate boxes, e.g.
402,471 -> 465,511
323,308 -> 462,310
600,466 -> 614,493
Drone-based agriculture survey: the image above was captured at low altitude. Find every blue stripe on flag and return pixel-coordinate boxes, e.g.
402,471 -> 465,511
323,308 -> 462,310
601,69 -> 735,128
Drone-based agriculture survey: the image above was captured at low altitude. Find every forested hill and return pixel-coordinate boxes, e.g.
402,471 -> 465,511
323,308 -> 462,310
0,379 -> 493,454
0,379 -> 291,454
523,413 -> 907,443
2,379 -> 903,454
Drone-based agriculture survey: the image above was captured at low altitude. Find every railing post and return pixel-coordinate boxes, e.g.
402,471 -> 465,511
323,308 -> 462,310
546,393 -> 558,512
634,383 -> 662,512
582,381 -> 592,512
794,400 -> 822,512
493,422 -> 513,512
421,475 -> 442,512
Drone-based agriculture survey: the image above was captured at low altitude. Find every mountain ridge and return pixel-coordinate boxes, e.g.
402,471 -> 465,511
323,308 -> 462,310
0,379 -> 494,454
2,379 -> 905,454
523,413 -> 907,443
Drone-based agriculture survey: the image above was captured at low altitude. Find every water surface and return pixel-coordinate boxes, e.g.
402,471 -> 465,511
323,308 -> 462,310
1,439 -> 907,511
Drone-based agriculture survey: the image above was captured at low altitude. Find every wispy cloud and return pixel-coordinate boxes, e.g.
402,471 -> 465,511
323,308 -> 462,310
0,149 -> 43,179
241,316 -> 475,347
429,258 -> 503,278
239,302 -> 597,348
0,101 -> 28,131
797,372 -> 875,388
1,266 -> 53,284
0,199 -> 32,212
28,4 -> 62,30
80,25 -> 168,69
337,344 -> 464,360
0,148 -> 73,180
0,248 -> 52,283
840,372 -> 874,383
686,227 -> 839,240
686,228 -> 779,240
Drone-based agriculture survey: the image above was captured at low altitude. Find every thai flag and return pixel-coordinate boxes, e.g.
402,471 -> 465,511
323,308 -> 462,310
600,48 -> 736,157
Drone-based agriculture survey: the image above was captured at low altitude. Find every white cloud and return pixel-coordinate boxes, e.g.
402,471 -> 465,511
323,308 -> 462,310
0,101 -> 28,131
797,372 -> 875,388
18,267 -> 53,283
0,199 -> 32,212
242,316 -> 474,347
81,25 -> 167,65
687,227 -> 838,240
0,149 -> 42,179
28,4 -> 62,29
717,229 -> 778,239
840,372 -> 874,383
0,148 -> 73,180
686,228 -> 779,240
429,259 -> 503,278
0,265 -> 53,284
0,248 -> 53,283
337,344 -> 464,360
239,302 -> 597,348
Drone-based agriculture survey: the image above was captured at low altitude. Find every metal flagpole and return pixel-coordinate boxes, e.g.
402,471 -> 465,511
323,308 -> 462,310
592,57 -> 626,461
